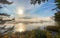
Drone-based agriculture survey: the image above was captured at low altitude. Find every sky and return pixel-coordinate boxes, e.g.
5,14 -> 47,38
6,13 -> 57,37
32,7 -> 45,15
0,0 -> 57,17
0,0 -> 57,31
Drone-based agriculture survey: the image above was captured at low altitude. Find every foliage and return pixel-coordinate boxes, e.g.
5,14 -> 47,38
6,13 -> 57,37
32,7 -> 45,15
0,28 -> 60,38
55,0 -> 60,9
30,0 -> 48,5
0,13 -> 10,16
55,11 -> 60,25
0,26 -> 14,34
24,29 -> 46,38
46,26 -> 60,32
54,0 -> 60,25
30,0 -> 60,5
0,0 -> 13,4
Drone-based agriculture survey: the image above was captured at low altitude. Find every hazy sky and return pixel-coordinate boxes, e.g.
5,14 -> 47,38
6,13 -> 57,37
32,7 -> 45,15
0,0 -> 57,17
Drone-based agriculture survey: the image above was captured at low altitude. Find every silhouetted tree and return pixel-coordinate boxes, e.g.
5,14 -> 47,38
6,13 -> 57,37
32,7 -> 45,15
54,0 -> 60,25
0,0 -> 13,4
0,0 -> 13,34
0,13 -> 10,25
55,11 -> 60,22
0,26 -> 14,35
30,0 -> 48,5
55,0 -> 60,9
55,12 -> 60,25
0,13 -> 10,16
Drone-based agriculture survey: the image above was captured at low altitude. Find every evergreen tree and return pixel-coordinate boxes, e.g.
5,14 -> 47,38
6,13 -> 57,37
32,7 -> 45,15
54,0 -> 60,25
0,0 -> 14,35
30,0 -> 48,5
0,0 -> 13,4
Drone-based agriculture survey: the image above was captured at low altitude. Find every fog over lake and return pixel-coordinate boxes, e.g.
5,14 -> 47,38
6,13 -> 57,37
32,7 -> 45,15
0,16 -> 56,32
14,17 -> 55,32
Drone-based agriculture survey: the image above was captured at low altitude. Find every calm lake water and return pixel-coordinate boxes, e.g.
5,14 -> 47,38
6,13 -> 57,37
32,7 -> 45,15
15,21 -> 55,32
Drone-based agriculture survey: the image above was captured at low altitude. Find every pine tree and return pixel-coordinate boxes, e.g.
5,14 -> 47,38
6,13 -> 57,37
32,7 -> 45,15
30,0 -> 48,5
0,0 -> 13,4
54,0 -> 60,25
0,0 -> 14,35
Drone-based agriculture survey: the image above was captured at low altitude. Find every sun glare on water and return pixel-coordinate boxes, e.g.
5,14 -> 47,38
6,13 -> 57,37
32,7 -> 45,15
18,28 -> 25,32
15,23 -> 26,32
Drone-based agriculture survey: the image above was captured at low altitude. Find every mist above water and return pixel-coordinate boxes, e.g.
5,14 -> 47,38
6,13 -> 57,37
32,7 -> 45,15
14,17 -> 55,32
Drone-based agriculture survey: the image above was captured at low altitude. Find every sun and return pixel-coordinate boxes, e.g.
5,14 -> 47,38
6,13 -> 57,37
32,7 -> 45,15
17,8 -> 24,16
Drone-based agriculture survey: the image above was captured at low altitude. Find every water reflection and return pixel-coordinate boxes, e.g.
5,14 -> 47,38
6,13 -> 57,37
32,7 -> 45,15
14,21 -> 55,32
15,23 -> 26,32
